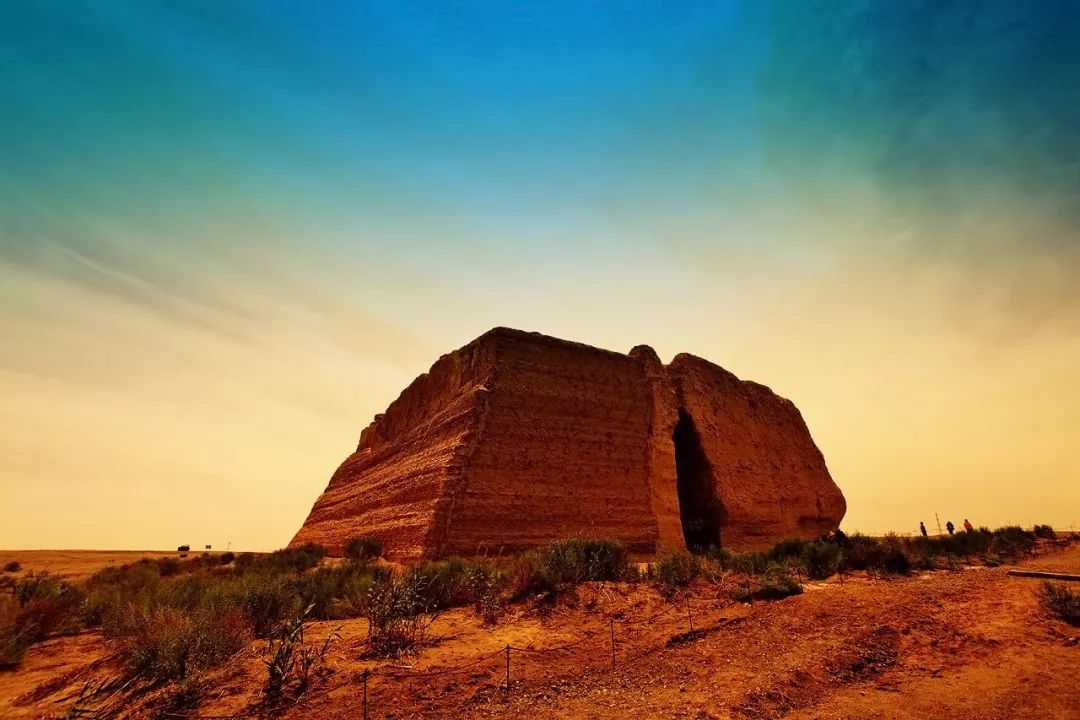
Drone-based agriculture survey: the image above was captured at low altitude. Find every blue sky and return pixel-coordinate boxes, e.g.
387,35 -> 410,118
1,2 -> 1078,548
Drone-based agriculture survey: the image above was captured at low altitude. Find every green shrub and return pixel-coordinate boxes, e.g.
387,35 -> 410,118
768,538 -> 811,563
909,548 -> 939,571
504,554 -> 556,600
949,528 -> 992,560
1033,524 -> 1056,540
0,597 -> 34,669
734,564 -> 802,602
730,550 -> 769,575
409,558 -> 474,609
83,563 -> 161,629
841,534 -> 886,571
465,564 -> 506,625
654,553 -> 700,588
3,561 -> 20,573
990,526 -> 1035,560
361,572 -> 440,656
157,557 -> 182,577
533,538 -> 627,584
881,547 -> 911,575
504,539 -> 627,600
803,542 -> 842,579
344,536 -> 384,562
240,576 -> 298,638
117,603 -> 250,682
1038,582 -> 1080,626
263,605 -> 338,701
9,573 -> 84,641
295,567 -> 347,620
261,544 -> 326,574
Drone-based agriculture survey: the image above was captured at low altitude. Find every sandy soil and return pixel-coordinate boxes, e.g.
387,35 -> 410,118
1,544 -> 1078,719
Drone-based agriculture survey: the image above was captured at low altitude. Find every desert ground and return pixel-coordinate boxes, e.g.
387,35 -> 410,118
0,551 -> 226,583
1,542 -> 1078,720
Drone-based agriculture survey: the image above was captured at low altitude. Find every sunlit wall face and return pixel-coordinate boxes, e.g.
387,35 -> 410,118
1,2 -> 1078,550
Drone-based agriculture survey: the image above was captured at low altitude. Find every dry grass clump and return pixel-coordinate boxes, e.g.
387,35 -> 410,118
1038,582 -> 1080,626
343,536 -> 384,562
733,564 -> 803,602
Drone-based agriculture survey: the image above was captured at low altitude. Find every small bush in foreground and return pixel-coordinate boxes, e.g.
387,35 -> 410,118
1038,582 -> 1080,626
1033,524 -> 1056,540
240,575 -> 298,638
802,542 -> 842,579
118,603 -> 250,682
534,538 -> 627,584
362,572 -> 440,656
264,605 -> 338,701
10,573 -> 85,641
654,553 -> 700,588
723,549 -> 770,576
0,598 -> 34,669
734,565 -> 802,602
344,536 -> 384,562
3,561 -> 20,573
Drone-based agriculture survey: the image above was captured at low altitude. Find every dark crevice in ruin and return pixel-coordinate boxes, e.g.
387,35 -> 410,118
673,410 -> 722,552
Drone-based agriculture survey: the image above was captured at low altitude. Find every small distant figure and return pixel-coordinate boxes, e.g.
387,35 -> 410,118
920,521 -> 928,538
205,544 -> 212,551
946,520 -> 955,535
963,518 -> 975,533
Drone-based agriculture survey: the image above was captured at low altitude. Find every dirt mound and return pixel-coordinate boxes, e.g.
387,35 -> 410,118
291,328 -> 845,559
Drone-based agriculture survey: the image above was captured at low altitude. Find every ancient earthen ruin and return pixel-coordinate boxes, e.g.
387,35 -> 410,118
291,328 -> 846,560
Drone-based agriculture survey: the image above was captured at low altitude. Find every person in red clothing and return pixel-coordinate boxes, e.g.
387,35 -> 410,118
963,518 -> 975,533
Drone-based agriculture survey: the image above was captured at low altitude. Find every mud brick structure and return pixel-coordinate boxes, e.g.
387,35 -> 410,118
291,328 -> 845,560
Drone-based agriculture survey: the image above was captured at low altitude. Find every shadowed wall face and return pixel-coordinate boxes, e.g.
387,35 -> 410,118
673,411 -> 721,551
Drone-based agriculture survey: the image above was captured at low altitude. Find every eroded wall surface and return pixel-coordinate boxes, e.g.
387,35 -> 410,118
291,328 -> 846,559
667,354 -> 847,550
289,339 -> 496,559
440,330 -> 663,556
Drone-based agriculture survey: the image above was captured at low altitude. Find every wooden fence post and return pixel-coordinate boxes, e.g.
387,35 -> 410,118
362,669 -> 369,720
504,644 -> 511,694
609,618 -> 616,671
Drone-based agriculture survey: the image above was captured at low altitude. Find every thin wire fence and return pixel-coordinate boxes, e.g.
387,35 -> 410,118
156,589 -> 738,719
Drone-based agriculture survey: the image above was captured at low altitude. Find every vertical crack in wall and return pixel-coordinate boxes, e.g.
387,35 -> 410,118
673,409 -> 723,551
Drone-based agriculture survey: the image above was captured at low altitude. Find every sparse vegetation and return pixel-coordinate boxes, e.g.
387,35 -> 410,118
1033,524 -> 1056,540
361,571 -> 441,655
734,564 -> 803,602
531,538 -> 627,585
1038,582 -> 1080,626
116,603 -> 249,682
264,605 -> 338,700
654,552 -> 700,588
3,561 -> 20,573
344,536 -> 384,562
0,522 -> 1069,706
